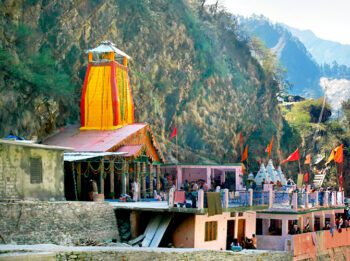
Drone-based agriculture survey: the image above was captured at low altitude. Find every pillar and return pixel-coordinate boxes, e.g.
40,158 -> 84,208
310,213 -> 315,232
197,189 -> 204,209
130,211 -> 141,238
234,213 -> 239,238
125,162 -> 129,194
324,191 -> 329,207
168,187 -> 175,207
249,188 -> 253,206
223,189 -> 229,208
110,159 -> 115,197
297,215 -> 304,231
149,163 -> 153,195
76,162 -> 82,200
268,189 -> 273,209
176,166 -> 182,190
156,165 -> 161,192
142,162 -> 146,198
292,193 -> 298,210
315,191 -> 319,206
320,211 -> 325,229
282,218 -> 289,236
305,192 -> 309,208
121,161 -> 126,195
100,159 -> 104,195
206,167 -> 211,189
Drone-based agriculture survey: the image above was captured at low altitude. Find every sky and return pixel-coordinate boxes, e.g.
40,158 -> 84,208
213,0 -> 350,45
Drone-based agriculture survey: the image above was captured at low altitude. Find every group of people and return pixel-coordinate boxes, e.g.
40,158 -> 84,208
230,235 -> 256,251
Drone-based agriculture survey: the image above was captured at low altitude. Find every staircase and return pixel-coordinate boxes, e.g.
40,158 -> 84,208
313,167 -> 329,188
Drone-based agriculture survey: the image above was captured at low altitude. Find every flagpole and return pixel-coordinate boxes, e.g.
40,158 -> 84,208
298,158 -> 302,174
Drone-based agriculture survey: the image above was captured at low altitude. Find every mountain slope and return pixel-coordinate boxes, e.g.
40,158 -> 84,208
286,26 -> 350,67
238,15 -> 322,98
0,0 -> 293,164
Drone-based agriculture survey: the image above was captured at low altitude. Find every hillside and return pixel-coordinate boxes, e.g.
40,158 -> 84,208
238,15 -> 322,98
0,0 -> 293,165
286,26 -> 350,67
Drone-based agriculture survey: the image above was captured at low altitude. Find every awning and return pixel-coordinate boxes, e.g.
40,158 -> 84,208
64,152 -> 126,162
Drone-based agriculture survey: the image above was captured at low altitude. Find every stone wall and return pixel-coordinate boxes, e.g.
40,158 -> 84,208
0,141 -> 65,200
0,201 -> 119,245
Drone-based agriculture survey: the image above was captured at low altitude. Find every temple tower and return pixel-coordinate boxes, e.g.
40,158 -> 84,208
80,41 -> 134,130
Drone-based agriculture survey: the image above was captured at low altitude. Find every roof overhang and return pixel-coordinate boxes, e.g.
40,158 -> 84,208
64,152 -> 127,162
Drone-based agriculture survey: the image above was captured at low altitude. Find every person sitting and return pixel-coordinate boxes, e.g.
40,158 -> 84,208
230,239 -> 242,252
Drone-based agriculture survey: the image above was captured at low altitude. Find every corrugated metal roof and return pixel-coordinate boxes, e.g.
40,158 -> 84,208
64,152 -> 126,162
116,145 -> 143,157
44,123 -> 147,152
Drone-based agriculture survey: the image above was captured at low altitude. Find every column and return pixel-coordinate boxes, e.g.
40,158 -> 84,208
169,187 -> 175,207
76,162 -> 82,200
177,166 -> 182,190
234,213 -> 239,238
249,188 -> 253,206
310,213 -> 315,232
320,211 -> 325,229
125,162 -> 129,194
324,191 -> 329,207
268,189 -> 273,209
110,159 -> 115,198
223,189 -> 229,208
197,189 -> 204,209
282,218 -> 289,236
206,167 -> 211,189
156,164 -> 161,192
292,193 -> 298,210
121,161 -> 126,195
305,192 -> 309,208
315,191 -> 319,206
100,159 -> 104,195
137,162 -> 141,199
149,163 -> 153,195
297,215 -> 304,231
142,162 -> 146,198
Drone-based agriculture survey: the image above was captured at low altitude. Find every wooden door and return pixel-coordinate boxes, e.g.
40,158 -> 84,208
237,219 -> 246,244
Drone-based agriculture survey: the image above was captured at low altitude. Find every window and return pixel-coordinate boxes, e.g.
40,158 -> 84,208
238,212 -> 244,217
205,221 -> 218,241
269,219 -> 282,236
230,212 -> 236,217
30,157 -> 42,184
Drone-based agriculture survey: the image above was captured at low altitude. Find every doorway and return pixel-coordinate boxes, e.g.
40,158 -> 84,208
225,171 -> 236,191
237,219 -> 246,244
226,220 -> 235,250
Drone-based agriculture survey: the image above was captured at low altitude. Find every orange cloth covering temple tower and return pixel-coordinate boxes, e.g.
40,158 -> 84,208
80,41 -> 134,130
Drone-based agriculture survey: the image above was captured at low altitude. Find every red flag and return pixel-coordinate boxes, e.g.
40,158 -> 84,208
265,136 -> 274,158
241,145 -> 248,162
281,148 -> 299,164
303,172 -> 309,184
169,127 -> 177,140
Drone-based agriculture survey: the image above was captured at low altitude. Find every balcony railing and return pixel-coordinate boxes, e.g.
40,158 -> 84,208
168,188 -> 345,211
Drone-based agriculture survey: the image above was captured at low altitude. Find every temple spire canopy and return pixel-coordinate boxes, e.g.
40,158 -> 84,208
87,40 -> 131,59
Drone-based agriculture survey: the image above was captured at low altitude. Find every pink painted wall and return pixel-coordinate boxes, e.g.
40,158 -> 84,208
193,211 -> 256,250
182,168 -> 207,183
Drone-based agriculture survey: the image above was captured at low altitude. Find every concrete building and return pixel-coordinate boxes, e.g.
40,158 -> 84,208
0,139 -> 70,200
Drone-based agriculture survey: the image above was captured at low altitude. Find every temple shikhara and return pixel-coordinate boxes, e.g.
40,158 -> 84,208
1,41 -> 349,260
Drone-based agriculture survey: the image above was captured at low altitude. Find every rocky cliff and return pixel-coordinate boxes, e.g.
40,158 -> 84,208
0,0 -> 289,164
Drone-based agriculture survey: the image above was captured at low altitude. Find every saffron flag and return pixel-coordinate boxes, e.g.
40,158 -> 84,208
169,127 -> 177,140
281,148 -> 299,164
334,144 -> 344,164
304,154 -> 311,165
241,145 -> 248,162
265,136 -> 274,158
325,144 -> 344,165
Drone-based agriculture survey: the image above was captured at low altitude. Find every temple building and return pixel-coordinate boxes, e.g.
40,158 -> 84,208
44,41 -> 164,200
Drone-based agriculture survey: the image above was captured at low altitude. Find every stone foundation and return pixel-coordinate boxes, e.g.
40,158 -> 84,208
0,201 -> 119,245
